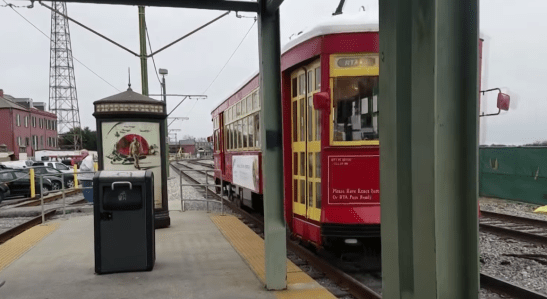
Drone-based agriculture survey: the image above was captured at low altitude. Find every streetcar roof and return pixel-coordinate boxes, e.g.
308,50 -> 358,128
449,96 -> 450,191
281,10 -> 379,53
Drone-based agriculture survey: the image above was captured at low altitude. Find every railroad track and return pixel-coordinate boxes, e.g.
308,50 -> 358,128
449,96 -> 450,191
479,210 -> 547,246
0,198 -> 89,245
185,159 -> 214,169
0,188 -> 83,209
170,162 -> 381,299
481,273 -> 547,299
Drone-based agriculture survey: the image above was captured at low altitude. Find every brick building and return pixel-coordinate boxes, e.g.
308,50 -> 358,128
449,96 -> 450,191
0,89 -> 58,160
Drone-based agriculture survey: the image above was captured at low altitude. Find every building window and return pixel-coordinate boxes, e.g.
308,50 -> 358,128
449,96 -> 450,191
39,119 -> 43,129
25,137 -> 30,147
24,116 -> 28,127
40,136 -> 43,149
17,137 -> 22,146
16,114 -> 20,126
32,116 -> 36,127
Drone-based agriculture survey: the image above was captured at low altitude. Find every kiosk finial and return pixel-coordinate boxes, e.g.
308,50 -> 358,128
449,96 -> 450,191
128,67 -> 132,91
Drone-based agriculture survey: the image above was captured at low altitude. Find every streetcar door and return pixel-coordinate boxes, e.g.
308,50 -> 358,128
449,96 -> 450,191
291,60 -> 322,222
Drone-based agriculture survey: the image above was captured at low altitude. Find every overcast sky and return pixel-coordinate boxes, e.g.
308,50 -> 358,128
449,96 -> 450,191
1,0 -> 545,145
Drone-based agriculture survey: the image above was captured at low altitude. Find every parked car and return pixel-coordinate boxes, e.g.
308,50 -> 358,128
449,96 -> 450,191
25,166 -> 75,190
0,161 -> 29,169
43,161 -> 74,174
0,169 -> 52,199
0,182 -> 9,203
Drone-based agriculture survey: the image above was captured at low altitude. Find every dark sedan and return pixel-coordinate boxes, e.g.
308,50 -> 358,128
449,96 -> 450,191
0,170 -> 52,201
25,166 -> 75,191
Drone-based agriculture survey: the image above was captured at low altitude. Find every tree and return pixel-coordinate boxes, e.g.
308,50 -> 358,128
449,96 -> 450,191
59,127 -> 97,150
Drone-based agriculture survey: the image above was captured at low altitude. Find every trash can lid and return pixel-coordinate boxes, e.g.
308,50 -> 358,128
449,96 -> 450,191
98,170 -> 147,179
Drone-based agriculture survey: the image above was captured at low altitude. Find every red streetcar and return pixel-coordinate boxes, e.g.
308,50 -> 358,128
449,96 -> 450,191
212,12 -> 492,249
211,13 -> 381,249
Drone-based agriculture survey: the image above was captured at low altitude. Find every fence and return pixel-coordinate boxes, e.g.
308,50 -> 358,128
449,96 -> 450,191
173,159 -> 224,215
480,146 -> 547,205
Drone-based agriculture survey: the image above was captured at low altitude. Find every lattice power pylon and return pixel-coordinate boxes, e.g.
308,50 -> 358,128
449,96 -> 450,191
49,2 -> 82,150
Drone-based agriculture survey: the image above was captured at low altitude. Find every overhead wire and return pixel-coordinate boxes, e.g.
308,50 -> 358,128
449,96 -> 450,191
145,20 -> 162,86
201,18 -> 257,96
180,18 -> 256,118
2,0 -> 121,92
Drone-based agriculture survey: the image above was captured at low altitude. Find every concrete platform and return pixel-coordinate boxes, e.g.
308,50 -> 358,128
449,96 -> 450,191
0,211 -> 276,299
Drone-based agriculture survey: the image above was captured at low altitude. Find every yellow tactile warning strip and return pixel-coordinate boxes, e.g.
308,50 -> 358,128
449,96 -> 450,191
0,223 -> 60,272
210,215 -> 336,299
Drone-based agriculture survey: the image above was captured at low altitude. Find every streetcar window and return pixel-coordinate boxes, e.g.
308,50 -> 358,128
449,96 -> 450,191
299,74 -> 306,95
292,101 -> 298,142
248,116 -> 254,148
315,67 -> 321,90
293,153 -> 298,175
238,120 -> 243,149
308,153 -> 313,178
308,96 -> 314,141
333,76 -> 379,142
316,108 -> 321,141
243,117 -> 248,148
299,99 -> 305,142
292,78 -> 297,97
308,70 -> 314,92
229,124 -> 234,150
300,152 -> 305,176
300,180 -> 306,204
293,179 -> 298,203
236,103 -> 241,117
308,182 -> 313,207
253,91 -> 259,110
316,183 -> 321,208
254,113 -> 261,148
247,96 -> 252,113
242,99 -> 246,116
315,152 -> 321,178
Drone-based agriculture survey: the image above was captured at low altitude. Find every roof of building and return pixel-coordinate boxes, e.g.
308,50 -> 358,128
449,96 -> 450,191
178,139 -> 196,145
0,95 -> 28,111
94,87 -> 165,105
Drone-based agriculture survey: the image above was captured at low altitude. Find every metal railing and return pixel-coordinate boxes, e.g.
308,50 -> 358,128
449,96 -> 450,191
34,171 -> 96,223
177,167 -> 224,215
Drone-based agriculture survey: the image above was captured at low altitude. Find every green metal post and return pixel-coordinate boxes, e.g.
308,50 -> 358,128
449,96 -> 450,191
379,0 -> 479,298
163,76 -> 169,176
138,6 -> 148,96
258,0 -> 286,290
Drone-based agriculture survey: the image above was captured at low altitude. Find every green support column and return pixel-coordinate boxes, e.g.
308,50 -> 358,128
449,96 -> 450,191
379,0 -> 479,298
258,0 -> 287,290
138,5 -> 149,96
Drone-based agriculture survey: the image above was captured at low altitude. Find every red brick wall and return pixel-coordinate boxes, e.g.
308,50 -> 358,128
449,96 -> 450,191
2,108 -> 58,160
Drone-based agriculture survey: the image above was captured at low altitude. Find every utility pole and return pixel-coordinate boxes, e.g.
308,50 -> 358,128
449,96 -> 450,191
138,6 -> 148,96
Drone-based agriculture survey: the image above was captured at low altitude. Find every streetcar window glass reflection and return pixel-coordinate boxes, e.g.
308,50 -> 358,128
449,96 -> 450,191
315,67 -> 321,90
293,179 -> 298,203
254,113 -> 260,148
300,180 -> 305,204
292,101 -> 298,142
248,116 -> 254,148
316,152 -> 321,178
247,97 -> 252,113
299,99 -> 305,142
253,91 -> 259,110
333,76 -> 379,142
243,117 -> 248,148
308,97 -> 314,141
292,78 -> 298,97
308,70 -> 314,92
308,182 -> 313,207
300,152 -> 305,176
294,153 -> 298,175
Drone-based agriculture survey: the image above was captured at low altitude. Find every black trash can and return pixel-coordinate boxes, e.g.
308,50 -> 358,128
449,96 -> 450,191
93,170 -> 155,274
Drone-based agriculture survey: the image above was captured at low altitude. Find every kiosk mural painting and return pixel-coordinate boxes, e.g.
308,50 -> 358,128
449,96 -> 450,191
102,121 -> 162,208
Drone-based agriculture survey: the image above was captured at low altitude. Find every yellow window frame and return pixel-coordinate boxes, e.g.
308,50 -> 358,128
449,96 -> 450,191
329,53 -> 380,147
